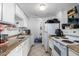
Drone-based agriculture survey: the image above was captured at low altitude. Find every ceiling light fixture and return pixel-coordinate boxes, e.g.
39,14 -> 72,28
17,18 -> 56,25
40,4 -> 46,11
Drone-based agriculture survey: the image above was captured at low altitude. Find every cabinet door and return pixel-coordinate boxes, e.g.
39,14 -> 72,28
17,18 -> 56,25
22,38 -> 30,56
0,3 -> 2,20
7,45 -> 22,56
22,40 -> 28,56
3,3 -> 15,24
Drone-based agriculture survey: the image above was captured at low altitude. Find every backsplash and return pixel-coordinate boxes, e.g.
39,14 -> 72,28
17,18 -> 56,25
63,29 -> 79,41
1,28 -> 20,36
63,29 -> 79,36
66,35 -> 79,41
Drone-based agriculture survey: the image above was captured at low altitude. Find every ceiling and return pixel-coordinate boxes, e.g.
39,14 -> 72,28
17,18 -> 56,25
18,3 -> 78,18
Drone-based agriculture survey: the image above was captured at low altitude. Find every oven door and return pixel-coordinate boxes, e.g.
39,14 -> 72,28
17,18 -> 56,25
54,45 -> 61,56
53,40 -> 68,56
60,44 -> 68,56
53,41 -> 61,56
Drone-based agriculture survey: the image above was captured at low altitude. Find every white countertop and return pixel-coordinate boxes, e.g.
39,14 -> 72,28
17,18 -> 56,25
51,37 -> 79,46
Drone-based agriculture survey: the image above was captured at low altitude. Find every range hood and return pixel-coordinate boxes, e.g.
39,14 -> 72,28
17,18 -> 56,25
45,18 -> 60,23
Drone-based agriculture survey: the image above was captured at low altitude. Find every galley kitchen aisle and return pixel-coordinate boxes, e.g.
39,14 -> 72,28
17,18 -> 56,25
0,3 -> 79,56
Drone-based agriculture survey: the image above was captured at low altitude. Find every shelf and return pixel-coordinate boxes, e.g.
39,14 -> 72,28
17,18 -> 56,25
67,7 -> 77,17
68,11 -> 76,16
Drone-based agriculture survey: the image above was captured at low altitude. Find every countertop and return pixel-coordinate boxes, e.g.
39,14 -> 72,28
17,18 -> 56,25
50,36 -> 79,46
0,34 -> 30,56
68,45 -> 79,55
50,36 -> 79,55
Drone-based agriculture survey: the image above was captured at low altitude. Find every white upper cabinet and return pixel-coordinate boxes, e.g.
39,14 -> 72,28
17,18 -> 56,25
0,3 -> 2,20
2,3 -> 16,24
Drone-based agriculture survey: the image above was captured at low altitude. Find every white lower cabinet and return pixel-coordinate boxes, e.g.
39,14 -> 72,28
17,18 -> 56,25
48,39 -> 54,56
48,39 -> 58,56
69,48 -> 78,56
7,45 -> 22,56
7,37 -> 31,56
22,40 -> 27,56
49,39 -> 54,49
22,38 -> 31,56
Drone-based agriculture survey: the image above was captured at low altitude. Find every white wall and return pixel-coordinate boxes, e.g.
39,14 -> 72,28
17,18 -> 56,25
16,5 -> 28,27
28,18 -> 41,37
15,15 -> 24,27
56,10 -> 68,29
27,18 -> 42,44
16,19 -> 24,27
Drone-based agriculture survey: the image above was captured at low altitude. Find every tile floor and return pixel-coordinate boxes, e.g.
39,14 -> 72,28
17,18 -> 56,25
28,43 -> 50,56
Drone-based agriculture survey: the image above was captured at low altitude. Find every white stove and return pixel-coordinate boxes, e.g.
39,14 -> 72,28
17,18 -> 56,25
51,37 -> 79,56
52,37 -> 79,46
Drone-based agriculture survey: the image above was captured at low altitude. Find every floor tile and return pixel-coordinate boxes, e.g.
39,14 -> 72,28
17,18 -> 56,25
28,43 -> 50,56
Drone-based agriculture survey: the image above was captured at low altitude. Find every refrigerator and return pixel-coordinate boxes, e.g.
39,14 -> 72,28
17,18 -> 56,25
43,23 -> 59,52
45,23 -> 59,35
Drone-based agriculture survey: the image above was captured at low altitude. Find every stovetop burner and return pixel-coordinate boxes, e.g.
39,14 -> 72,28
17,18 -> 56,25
62,40 -> 74,43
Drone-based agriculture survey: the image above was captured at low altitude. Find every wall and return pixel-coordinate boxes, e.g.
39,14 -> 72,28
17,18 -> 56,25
27,18 -> 42,44
55,10 -> 68,29
27,18 -> 41,38
16,5 -> 28,27
15,15 -> 24,27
